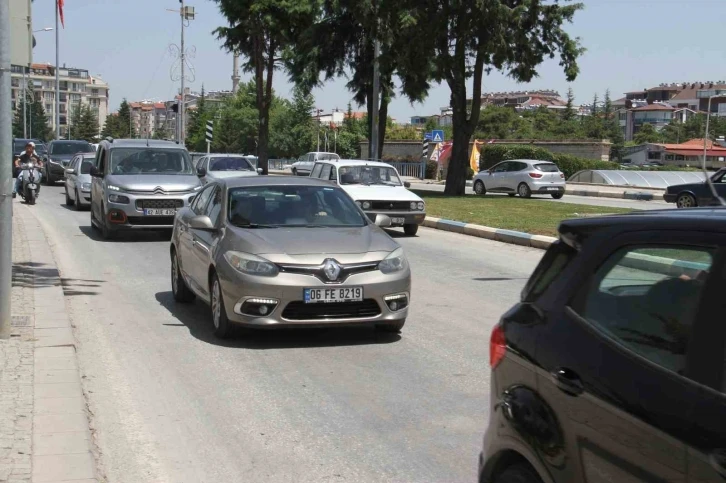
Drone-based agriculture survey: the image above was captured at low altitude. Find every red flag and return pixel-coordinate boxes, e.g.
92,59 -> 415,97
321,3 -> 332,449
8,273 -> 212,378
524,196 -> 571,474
58,0 -> 65,28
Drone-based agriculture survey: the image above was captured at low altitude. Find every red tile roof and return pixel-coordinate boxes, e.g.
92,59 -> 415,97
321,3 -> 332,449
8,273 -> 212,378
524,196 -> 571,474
631,103 -> 675,111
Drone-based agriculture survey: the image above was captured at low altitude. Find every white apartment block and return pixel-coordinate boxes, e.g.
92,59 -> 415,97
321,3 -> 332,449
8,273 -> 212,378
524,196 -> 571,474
10,63 -> 110,139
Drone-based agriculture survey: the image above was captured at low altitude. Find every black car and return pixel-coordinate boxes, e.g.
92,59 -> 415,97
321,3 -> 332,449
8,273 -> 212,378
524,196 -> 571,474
664,168 -> 726,208
43,140 -> 95,185
479,209 -> 726,483
12,138 -> 47,177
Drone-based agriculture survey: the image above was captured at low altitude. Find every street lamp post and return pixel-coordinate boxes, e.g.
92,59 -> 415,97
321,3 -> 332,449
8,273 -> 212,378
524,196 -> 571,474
24,28 -> 53,139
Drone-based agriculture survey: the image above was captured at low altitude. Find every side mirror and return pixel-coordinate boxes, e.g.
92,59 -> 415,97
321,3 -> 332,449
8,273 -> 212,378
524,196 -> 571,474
257,168 -> 263,174
90,165 -> 103,178
196,166 -> 206,177
65,168 -> 76,175
189,215 -> 216,231
404,181 -> 411,188
488,169 -> 493,175
374,214 -> 392,228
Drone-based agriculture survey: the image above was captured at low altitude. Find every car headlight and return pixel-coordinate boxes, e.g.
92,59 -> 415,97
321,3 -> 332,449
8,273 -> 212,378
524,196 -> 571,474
410,201 -> 417,210
378,247 -> 408,274
81,183 -> 91,191
417,201 -> 425,211
224,251 -> 279,277
107,185 -> 121,191
362,201 -> 371,210
108,194 -> 129,204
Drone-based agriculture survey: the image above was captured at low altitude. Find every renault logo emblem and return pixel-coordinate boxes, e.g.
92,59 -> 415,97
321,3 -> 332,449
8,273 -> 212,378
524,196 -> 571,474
322,259 -> 342,281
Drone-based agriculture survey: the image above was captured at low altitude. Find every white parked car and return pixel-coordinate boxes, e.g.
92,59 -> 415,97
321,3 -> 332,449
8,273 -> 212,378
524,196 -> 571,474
195,154 -> 262,185
291,152 -> 340,176
308,159 -> 425,236
472,159 -> 566,199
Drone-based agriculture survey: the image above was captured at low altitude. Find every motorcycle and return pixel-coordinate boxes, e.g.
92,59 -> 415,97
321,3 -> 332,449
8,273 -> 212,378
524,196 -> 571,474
18,162 -> 41,205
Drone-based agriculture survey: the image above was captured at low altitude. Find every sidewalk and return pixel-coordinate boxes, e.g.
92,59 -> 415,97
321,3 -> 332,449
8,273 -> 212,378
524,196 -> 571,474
0,204 -> 98,483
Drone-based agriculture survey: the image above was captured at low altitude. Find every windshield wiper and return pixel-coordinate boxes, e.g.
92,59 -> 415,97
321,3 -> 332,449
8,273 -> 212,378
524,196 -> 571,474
371,181 -> 398,186
232,223 -> 278,229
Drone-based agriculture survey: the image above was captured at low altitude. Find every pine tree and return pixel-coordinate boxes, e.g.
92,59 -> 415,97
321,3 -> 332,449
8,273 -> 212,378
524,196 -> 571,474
591,93 -> 599,116
12,85 -> 52,141
116,99 -> 134,138
562,88 -> 575,122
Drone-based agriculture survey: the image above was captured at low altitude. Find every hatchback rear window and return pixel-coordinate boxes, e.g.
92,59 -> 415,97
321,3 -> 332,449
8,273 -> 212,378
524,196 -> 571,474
535,163 -> 559,172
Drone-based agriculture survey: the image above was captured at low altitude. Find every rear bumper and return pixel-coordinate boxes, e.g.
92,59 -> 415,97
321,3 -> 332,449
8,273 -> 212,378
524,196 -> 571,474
365,211 -> 426,226
531,183 -> 565,194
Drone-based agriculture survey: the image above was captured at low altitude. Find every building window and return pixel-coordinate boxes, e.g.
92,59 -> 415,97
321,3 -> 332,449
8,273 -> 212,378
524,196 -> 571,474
666,154 -> 675,161
59,116 -> 67,125
45,104 -> 52,112
648,151 -> 661,160
11,78 -> 19,87
91,89 -> 99,96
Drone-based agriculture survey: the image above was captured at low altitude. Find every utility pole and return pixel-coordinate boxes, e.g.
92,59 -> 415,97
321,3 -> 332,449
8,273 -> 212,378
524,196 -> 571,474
1,0 -> 13,338
23,68 -> 27,138
370,37 -> 381,160
179,0 -> 186,146
54,1 -> 60,139
316,109 -> 322,151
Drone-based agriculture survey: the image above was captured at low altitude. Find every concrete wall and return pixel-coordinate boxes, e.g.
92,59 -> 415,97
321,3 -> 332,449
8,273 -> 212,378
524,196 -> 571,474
362,139 -> 613,162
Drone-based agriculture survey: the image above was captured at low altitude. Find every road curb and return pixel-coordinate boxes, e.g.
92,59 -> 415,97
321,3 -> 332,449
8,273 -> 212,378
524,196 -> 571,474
423,216 -> 557,250
13,203 -> 99,483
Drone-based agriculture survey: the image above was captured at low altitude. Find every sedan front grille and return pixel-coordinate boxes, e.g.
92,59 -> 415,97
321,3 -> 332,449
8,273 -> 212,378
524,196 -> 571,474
135,199 -> 184,210
282,299 -> 381,320
370,201 -> 412,211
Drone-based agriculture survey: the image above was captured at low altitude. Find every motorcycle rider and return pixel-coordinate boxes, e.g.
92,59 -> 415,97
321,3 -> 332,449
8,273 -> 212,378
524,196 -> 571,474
12,142 -> 43,198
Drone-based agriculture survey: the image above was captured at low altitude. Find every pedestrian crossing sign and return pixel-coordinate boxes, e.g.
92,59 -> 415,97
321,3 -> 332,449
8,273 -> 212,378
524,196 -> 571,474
432,130 -> 444,142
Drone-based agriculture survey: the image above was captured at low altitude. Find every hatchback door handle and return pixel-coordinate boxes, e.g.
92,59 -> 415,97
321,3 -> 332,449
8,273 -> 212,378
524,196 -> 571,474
551,367 -> 584,396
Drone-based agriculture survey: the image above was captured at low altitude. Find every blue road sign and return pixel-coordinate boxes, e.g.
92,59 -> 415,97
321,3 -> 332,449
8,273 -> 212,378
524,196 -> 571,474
424,132 -> 433,141
431,130 -> 445,143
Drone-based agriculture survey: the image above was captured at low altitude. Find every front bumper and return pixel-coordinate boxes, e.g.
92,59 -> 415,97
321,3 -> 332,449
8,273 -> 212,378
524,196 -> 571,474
663,193 -> 677,203
364,211 -> 426,226
216,262 -> 411,327
47,162 -> 67,177
104,191 -> 197,230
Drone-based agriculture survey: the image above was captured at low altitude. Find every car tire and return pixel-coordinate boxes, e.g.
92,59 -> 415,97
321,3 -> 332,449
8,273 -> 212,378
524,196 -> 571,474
517,183 -> 532,198
474,180 -> 486,195
376,319 -> 405,333
90,207 -> 99,231
43,167 -> 53,186
507,193 -> 516,197
65,187 -> 74,206
676,193 -> 697,209
99,204 -> 115,240
74,189 -> 82,211
551,192 -> 564,200
171,249 -> 196,303
403,224 -> 419,236
292,167 -> 298,176
493,464 -> 543,483
210,274 -> 232,339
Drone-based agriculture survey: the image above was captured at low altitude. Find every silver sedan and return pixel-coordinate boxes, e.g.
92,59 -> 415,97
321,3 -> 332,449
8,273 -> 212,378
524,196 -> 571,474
473,159 -> 566,199
64,153 -> 95,210
170,176 -> 411,339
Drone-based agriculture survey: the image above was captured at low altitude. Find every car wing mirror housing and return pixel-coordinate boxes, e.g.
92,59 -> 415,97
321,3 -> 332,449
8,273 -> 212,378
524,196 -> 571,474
189,215 -> 216,231
196,166 -> 206,177
374,214 -> 392,228
90,165 -> 103,178
404,181 -> 411,188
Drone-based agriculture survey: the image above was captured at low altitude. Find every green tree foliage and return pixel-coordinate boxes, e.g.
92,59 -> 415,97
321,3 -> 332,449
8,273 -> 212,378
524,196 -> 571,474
269,87 -> 316,157
213,0 -> 318,174
396,0 -> 584,195
186,87 -> 219,152
101,99 -> 135,139
633,123 -> 661,145
68,104 -> 99,142
12,86 -> 53,141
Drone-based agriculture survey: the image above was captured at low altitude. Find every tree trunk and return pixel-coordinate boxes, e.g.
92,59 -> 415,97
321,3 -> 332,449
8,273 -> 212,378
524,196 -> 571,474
377,93 -> 388,160
444,82 -> 473,195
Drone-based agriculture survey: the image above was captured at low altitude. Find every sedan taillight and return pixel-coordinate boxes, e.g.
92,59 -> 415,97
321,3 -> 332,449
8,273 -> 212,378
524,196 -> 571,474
490,324 -> 507,368
560,173 -> 565,179
528,172 -> 543,179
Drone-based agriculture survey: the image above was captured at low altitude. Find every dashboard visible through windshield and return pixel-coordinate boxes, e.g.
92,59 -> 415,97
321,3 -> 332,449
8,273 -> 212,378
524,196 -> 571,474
110,148 -> 193,175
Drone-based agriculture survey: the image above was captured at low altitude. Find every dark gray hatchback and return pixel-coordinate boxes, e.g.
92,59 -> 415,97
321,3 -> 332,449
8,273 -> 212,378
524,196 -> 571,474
480,208 -> 726,483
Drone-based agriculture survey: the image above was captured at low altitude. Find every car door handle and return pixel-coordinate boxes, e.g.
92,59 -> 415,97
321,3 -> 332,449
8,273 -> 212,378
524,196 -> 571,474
551,367 -> 584,396
709,449 -> 726,478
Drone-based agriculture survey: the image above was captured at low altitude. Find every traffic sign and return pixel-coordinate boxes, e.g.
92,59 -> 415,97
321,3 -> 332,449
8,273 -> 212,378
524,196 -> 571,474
431,130 -> 444,143
424,132 -> 433,141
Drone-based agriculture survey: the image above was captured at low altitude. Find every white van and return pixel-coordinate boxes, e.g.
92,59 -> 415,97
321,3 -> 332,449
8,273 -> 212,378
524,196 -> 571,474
291,152 -> 340,176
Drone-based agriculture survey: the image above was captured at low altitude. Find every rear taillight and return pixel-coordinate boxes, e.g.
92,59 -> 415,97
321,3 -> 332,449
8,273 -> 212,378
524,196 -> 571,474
490,324 -> 507,368
560,173 -> 565,179
528,172 -> 543,179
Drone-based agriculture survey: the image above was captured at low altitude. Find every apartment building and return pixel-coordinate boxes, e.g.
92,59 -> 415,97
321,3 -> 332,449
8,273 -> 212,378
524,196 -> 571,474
10,63 -> 110,138
472,90 -> 566,110
129,101 -> 169,138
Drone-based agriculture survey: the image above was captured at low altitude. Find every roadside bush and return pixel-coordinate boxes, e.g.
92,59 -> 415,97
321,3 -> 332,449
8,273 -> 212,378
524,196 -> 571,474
425,160 -> 438,179
479,144 -> 620,179
467,167 -> 475,180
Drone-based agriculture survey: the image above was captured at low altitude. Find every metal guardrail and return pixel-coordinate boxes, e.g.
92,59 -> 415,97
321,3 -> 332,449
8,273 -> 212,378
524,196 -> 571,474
386,161 -> 425,179
268,159 -> 295,170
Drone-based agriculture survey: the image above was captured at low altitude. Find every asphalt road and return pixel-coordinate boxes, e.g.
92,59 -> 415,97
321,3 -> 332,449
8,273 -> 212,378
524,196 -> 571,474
28,185 -> 545,483
408,182 -> 672,211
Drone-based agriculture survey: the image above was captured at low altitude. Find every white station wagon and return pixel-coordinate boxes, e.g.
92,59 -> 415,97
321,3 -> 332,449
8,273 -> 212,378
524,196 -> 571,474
309,159 -> 426,236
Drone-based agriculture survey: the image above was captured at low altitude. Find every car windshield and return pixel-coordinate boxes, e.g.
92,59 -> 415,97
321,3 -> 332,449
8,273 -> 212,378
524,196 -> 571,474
51,142 -> 93,155
228,185 -> 367,228
79,159 -> 94,174
209,157 -> 254,171
338,165 -> 402,186
317,153 -> 340,161
535,163 -> 559,172
110,148 -> 193,175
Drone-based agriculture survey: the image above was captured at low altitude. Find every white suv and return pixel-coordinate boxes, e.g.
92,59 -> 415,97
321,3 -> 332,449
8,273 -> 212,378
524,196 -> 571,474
309,159 -> 426,236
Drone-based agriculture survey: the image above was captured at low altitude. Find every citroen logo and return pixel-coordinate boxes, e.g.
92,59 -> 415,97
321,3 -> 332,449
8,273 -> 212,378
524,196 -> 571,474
152,186 -> 166,195
322,259 -> 342,281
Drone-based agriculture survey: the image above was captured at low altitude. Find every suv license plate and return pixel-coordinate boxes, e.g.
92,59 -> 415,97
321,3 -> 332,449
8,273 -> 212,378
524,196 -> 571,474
304,287 -> 363,304
144,208 -> 176,216
391,217 -> 405,224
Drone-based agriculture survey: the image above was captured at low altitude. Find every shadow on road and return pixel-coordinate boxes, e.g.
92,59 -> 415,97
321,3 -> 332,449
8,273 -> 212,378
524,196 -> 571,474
154,291 -> 401,349
60,203 -> 89,212
12,261 -> 105,296
472,277 -> 528,282
78,225 -> 171,243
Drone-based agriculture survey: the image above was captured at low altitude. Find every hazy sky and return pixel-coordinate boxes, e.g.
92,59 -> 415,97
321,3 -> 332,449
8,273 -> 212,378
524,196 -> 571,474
30,0 -> 726,122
